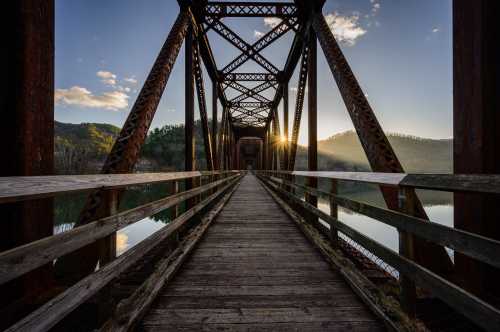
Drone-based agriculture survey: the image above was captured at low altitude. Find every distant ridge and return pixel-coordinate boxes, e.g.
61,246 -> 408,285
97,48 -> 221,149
316,130 -> 452,173
54,122 -> 452,174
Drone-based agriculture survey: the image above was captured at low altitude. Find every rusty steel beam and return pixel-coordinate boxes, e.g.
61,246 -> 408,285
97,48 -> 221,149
306,30 -> 318,208
312,11 -> 453,274
283,82 -> 289,169
0,0 -> 54,317
223,73 -> 277,82
453,0 -> 500,299
204,2 -> 298,18
288,43 -> 310,171
54,7 -> 192,282
186,24 -> 196,175
212,82 -> 218,169
193,39 -> 215,170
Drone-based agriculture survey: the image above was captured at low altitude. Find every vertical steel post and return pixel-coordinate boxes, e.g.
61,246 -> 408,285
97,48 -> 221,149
0,0 -> 54,308
453,0 -> 500,299
185,24 -> 195,208
283,82 -> 289,169
212,83 -> 218,169
306,30 -> 318,209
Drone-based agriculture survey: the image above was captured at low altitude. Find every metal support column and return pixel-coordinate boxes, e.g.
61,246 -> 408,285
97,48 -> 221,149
306,30 -> 318,209
185,25 -> 196,206
453,0 -> 500,300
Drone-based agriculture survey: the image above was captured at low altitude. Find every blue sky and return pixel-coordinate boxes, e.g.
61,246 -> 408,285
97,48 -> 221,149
55,0 -> 452,144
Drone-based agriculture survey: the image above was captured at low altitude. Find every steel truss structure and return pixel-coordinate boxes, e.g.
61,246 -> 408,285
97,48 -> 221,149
58,0 -> 451,280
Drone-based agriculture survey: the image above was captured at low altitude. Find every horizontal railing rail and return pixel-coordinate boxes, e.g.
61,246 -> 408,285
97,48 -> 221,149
269,170 -> 500,194
1,170 -> 243,332
257,170 -> 500,332
0,171 -> 240,203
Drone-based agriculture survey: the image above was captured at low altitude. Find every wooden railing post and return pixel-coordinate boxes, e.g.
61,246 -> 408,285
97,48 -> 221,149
172,180 -> 179,219
99,189 -> 119,265
330,179 -> 339,247
398,187 -> 417,318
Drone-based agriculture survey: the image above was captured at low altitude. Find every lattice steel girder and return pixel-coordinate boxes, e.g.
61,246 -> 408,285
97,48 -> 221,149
231,108 -> 268,120
221,17 -> 297,74
204,2 -> 298,18
312,11 -> 453,274
229,81 -> 277,103
230,101 -> 272,108
206,17 -> 279,74
288,42 -> 310,171
223,72 -> 278,82
193,38 -> 215,170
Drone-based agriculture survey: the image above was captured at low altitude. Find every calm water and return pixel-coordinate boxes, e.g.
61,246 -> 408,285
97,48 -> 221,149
55,185 -> 454,262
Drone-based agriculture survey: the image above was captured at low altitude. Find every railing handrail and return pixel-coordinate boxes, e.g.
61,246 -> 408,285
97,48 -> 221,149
0,170 -> 239,203
266,170 -> 500,194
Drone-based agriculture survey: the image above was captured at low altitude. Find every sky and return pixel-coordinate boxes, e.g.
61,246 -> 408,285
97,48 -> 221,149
55,0 -> 453,145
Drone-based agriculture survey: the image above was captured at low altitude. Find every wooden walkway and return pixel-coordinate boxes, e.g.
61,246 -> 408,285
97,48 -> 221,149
139,174 -> 384,331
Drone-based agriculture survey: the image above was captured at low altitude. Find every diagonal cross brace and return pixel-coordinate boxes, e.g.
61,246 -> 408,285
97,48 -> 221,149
205,17 -> 279,74
221,17 -> 298,74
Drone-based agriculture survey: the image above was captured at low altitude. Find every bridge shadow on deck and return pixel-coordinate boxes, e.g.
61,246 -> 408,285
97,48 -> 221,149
139,174 -> 384,331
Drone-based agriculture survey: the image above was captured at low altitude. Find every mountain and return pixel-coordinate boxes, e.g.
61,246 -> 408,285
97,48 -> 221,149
315,131 -> 452,173
55,121 -> 120,174
54,121 -> 452,174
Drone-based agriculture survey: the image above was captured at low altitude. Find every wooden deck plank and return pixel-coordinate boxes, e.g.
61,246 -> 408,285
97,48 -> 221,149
139,174 -> 384,331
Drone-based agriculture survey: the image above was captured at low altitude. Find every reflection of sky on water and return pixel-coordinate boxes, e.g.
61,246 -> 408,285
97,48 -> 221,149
318,200 -> 453,256
116,218 -> 166,256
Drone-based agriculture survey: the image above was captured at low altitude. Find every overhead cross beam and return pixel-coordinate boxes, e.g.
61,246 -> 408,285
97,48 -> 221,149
221,17 -> 298,74
223,73 -> 277,82
204,2 -> 298,18
206,17 -> 280,74
228,81 -> 276,104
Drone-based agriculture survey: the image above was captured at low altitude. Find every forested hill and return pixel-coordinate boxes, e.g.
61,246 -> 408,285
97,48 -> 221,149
316,131 -> 452,173
54,121 -> 452,174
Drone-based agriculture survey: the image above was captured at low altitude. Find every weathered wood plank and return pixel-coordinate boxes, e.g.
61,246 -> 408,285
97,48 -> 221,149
139,321 -> 383,332
100,175 -> 241,331
139,174 -> 383,331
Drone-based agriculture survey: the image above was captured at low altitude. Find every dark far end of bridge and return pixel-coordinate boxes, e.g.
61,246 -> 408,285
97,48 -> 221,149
1,0 -> 500,331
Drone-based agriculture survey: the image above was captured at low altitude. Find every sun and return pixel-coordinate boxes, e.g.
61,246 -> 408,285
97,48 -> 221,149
280,135 -> 287,144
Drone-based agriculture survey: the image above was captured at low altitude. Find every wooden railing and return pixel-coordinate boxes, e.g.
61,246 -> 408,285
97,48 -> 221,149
257,170 -> 500,332
0,170 -> 243,332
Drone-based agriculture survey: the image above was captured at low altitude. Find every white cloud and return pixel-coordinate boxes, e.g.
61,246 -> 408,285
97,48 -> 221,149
254,30 -> 265,38
324,12 -> 367,46
55,86 -> 129,111
124,77 -> 138,84
97,70 -> 117,86
432,27 -> 440,33
263,17 -> 282,28
166,108 -> 176,113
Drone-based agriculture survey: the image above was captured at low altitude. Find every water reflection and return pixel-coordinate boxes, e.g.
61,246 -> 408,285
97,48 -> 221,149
54,182 -> 177,255
317,189 -> 454,269
54,184 -> 454,260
